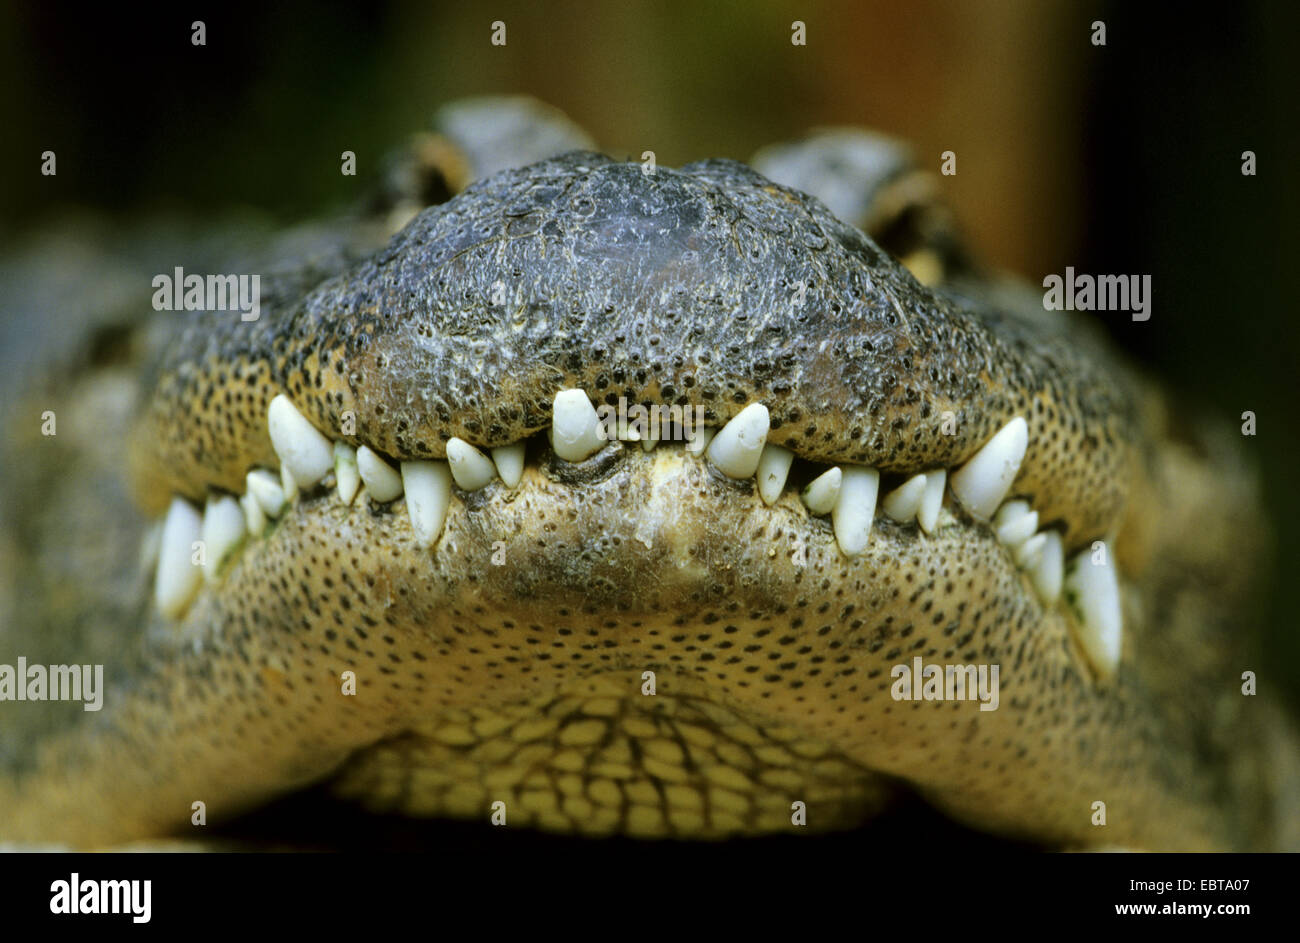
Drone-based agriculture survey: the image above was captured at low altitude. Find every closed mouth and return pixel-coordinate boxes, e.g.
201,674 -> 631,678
132,153 -> 1144,691
147,390 -> 1124,682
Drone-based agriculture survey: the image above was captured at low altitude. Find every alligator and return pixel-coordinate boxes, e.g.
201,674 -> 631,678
1,97 -> 1295,851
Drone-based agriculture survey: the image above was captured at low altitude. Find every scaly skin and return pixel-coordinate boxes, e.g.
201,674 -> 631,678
0,111 -> 1294,850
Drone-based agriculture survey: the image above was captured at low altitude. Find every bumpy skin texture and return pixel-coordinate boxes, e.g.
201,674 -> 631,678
0,124 -> 1294,850
135,154 -> 1133,546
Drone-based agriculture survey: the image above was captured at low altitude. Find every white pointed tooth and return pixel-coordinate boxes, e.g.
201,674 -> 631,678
616,417 -> 643,441
994,500 -> 1039,548
1064,541 -> 1122,679
949,417 -> 1029,521
918,469 -> 946,533
267,394 -> 334,489
1030,531 -> 1064,604
1013,532 -> 1047,570
994,499 -> 1031,526
641,433 -> 658,453
882,474 -> 927,522
832,466 -> 879,556
756,444 -> 794,505
357,445 -> 404,503
155,497 -> 203,618
551,389 -> 606,462
201,495 -> 245,581
447,437 -> 497,490
334,442 -> 360,505
240,491 -> 266,537
801,466 -> 842,515
685,426 -> 715,455
280,462 -> 298,503
706,403 -> 770,479
401,460 -> 452,548
491,443 -> 526,488
246,470 -> 287,517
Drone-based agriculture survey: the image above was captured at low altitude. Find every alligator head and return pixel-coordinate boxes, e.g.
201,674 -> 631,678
1,135 -> 1294,850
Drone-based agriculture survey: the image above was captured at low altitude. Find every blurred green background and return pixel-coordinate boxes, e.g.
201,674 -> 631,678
1,0 -> 1296,706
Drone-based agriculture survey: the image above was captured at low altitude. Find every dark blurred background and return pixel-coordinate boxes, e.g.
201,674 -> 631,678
1,0 -> 1296,701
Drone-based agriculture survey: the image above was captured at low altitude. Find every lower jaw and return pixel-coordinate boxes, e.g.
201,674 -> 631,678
147,449 -> 1138,836
15,447 -> 1227,849
167,444 -> 1049,678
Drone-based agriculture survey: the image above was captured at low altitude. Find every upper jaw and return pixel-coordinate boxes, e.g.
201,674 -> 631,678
129,152 -> 1142,555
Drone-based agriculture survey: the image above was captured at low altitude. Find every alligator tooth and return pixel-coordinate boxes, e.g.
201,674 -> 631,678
491,443 -> 526,488
280,462 -> 298,503
1030,531 -> 1064,604
202,495 -> 245,581
401,460 -> 452,548
267,394 -> 334,489
641,434 -> 658,453
155,497 -> 203,618
334,442 -> 360,505
832,466 -> 879,556
707,403 -> 770,479
801,467 -> 842,515
994,500 -> 1038,548
246,470 -> 286,517
357,445 -> 404,503
551,389 -> 605,462
1014,532 -> 1047,570
882,474 -> 927,522
240,491 -> 266,537
616,417 -> 643,442
1064,541 -> 1122,679
994,499 -> 1030,524
918,469 -> 946,534
756,444 -> 794,505
685,426 -> 715,455
949,416 -> 1028,520
447,437 -> 497,490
